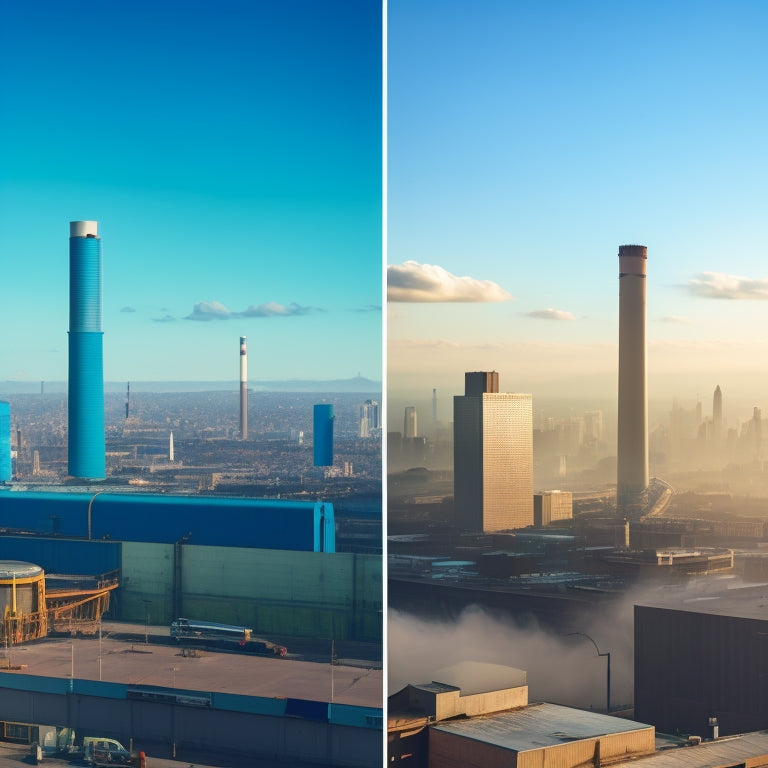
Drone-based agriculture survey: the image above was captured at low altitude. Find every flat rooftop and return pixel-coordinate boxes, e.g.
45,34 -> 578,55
0,631 -> 381,708
636,582 -> 768,622
431,702 -> 651,752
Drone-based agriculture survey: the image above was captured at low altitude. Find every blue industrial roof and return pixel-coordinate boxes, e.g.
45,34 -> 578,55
0,491 -> 335,552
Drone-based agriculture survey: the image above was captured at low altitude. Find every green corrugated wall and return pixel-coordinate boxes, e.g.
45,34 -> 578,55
119,543 -> 381,643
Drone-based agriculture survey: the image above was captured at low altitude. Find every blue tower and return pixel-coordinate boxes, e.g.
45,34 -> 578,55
0,401 -> 10,482
313,404 -> 334,467
68,220 -> 105,479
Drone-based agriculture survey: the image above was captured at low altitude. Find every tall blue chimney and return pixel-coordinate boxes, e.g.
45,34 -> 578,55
313,404 -> 334,467
0,401 -> 10,482
68,220 -> 105,479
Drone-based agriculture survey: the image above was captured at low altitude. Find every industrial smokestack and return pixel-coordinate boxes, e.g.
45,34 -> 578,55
617,244 -> 648,512
68,220 -> 105,479
239,336 -> 248,440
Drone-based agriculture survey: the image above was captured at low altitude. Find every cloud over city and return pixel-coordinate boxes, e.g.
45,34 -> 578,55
525,308 -> 576,321
184,300 -> 322,321
387,260 -> 512,303
686,272 -> 768,300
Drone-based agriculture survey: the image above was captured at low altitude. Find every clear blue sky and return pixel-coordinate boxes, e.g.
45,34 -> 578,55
1,0 -> 382,384
388,0 -> 768,407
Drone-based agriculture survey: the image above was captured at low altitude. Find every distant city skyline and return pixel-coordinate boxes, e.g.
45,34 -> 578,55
0,0 -> 382,383
388,0 -> 768,404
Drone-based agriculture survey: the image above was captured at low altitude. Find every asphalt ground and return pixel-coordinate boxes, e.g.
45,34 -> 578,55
0,623 -> 382,707
0,740 -> 348,768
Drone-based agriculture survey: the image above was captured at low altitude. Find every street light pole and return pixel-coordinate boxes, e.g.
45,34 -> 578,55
565,631 -> 611,713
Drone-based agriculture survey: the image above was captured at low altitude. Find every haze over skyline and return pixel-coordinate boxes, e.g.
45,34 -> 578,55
1,0 -> 382,384
388,0 -> 768,405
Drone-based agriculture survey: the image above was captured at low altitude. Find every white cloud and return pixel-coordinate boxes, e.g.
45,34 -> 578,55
659,315 -> 693,324
239,302 -> 319,317
687,272 -> 768,300
387,260 -> 512,303
185,301 -> 233,321
185,300 -> 322,320
526,308 -> 576,321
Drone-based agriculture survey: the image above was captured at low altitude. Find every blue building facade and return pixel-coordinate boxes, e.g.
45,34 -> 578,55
0,492 -> 335,552
313,403 -> 334,467
0,401 -> 10,482
68,220 -> 105,479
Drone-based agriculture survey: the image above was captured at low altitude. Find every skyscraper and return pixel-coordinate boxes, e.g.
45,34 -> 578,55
239,336 -> 248,440
404,406 -> 418,439
68,220 -> 105,479
713,385 -> 723,441
617,244 -> 648,511
313,404 -> 334,467
359,400 -> 379,438
453,371 -> 533,532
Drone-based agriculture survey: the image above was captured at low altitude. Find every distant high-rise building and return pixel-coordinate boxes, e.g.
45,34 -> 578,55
753,406 -> 762,458
0,402 -> 10,482
432,388 -> 438,422
68,220 -> 105,479
359,400 -> 379,438
454,371 -> 533,532
617,244 -> 648,510
239,336 -> 248,440
169,431 -> 175,462
404,406 -> 418,439
313,404 -> 334,466
713,385 -> 723,441
534,490 -> 573,526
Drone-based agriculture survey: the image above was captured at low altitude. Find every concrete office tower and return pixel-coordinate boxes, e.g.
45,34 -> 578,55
313,404 -> 334,466
239,336 -> 248,440
169,431 -> 175,462
617,244 -> 648,511
404,406 -> 418,438
68,220 -> 105,479
713,385 -> 723,441
0,402 -> 10,482
454,371 -> 533,532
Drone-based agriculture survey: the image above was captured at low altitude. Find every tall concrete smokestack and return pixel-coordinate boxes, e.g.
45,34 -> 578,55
239,336 -> 248,440
617,244 -> 648,511
68,220 -> 105,479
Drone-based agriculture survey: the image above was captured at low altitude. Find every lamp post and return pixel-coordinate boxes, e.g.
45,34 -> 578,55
565,631 -> 611,713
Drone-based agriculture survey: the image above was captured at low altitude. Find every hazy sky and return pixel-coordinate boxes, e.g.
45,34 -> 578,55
388,0 -> 768,406
0,0 -> 382,384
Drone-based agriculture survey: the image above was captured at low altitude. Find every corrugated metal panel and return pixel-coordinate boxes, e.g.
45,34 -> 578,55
121,541 -> 174,624
0,492 -> 334,552
0,537 -> 120,576
0,673 -> 68,695
182,547 -> 352,605
329,704 -> 383,730
73,680 -> 128,699
211,692 -> 287,716
432,703 -> 651,751
627,732 -> 768,768
285,698 -> 328,722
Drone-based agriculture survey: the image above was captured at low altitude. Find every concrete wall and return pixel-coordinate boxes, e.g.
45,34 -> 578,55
119,543 -> 382,643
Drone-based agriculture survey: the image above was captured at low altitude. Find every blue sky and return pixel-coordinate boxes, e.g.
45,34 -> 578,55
388,0 -> 768,407
1,0 -> 382,384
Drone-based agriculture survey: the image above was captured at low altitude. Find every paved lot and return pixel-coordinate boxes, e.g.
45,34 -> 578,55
0,628 -> 381,707
0,741 -> 342,768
